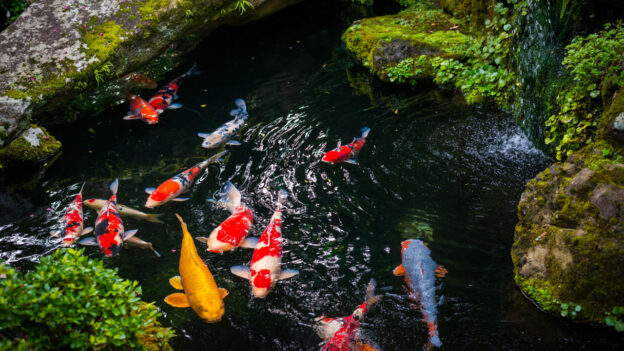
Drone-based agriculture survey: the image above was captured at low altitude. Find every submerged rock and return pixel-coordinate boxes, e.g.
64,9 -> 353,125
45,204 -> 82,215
0,125 -> 61,165
0,0 -> 301,163
342,5 -> 471,81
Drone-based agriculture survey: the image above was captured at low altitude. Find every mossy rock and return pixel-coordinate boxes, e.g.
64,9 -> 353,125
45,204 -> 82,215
438,0 -> 495,29
342,7 -> 472,81
0,125 -> 61,164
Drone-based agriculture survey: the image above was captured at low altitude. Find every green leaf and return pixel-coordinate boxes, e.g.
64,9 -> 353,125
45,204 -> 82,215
589,90 -> 600,98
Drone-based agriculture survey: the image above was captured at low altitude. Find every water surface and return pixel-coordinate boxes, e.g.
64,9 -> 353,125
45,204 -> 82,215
2,2 -> 624,350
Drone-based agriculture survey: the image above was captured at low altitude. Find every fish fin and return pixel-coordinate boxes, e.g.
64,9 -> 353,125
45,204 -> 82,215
366,278 -> 380,306
188,62 -> 201,76
151,248 -> 161,257
239,237 -> 258,249
219,288 -> 229,298
393,264 -> 406,276
168,103 -> 183,109
79,181 -> 86,194
164,293 -> 190,308
195,236 -> 209,243
198,132 -> 212,138
230,265 -> 250,279
123,114 -> 139,120
123,229 -> 138,240
359,127 -> 371,139
144,213 -> 165,223
81,227 -> 94,236
344,158 -> 359,165
234,98 -> 246,111
226,140 -> 242,146
171,197 -> 190,202
169,276 -> 183,290
206,198 -> 217,204
77,237 -> 98,246
145,187 -> 156,194
208,150 -> 229,164
278,269 -> 299,280
50,230 -> 61,238
434,265 -> 448,278
109,179 -> 119,195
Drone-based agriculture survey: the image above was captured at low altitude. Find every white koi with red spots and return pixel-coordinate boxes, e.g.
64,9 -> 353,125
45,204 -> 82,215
314,279 -> 381,351
230,189 -> 299,298
51,183 -> 93,246
196,181 -> 256,253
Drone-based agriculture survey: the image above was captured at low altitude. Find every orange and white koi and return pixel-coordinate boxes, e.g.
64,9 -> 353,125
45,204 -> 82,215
79,179 -> 159,257
394,239 -> 447,349
51,183 -> 93,246
230,189 -> 299,298
196,181 -> 255,253
314,279 -> 381,351
322,127 -> 370,165
149,63 -> 200,113
144,151 -> 228,208
123,91 -> 159,124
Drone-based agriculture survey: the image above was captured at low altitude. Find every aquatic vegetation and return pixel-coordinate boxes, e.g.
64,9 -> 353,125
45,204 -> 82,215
544,22 -> 624,160
0,248 -> 174,350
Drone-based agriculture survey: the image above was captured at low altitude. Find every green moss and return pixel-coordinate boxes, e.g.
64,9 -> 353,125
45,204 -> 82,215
2,89 -> 29,100
0,125 -> 61,163
83,21 -> 127,62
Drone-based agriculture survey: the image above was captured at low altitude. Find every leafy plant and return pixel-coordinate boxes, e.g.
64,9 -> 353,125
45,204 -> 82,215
605,306 -> 624,332
234,0 -> 254,14
0,248 -> 174,350
544,22 -> 624,160
2,0 -> 29,23
93,61 -> 114,86
560,303 -> 582,319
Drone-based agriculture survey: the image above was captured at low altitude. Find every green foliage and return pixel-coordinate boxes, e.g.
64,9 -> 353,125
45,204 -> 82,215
605,306 -> 624,332
2,0 -> 29,23
385,1 -> 525,107
94,62 -> 114,86
0,249 -> 174,350
560,302 -> 582,319
234,0 -> 254,14
544,22 -> 624,160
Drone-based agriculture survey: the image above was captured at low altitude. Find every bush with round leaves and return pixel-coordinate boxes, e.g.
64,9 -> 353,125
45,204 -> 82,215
0,248 -> 174,350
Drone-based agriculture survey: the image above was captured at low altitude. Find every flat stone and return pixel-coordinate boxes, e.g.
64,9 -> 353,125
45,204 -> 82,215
565,168 -> 594,196
589,183 -> 624,220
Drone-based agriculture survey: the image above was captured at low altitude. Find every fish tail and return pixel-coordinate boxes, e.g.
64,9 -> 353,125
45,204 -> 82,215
277,188 -> 288,206
144,213 -> 165,224
365,278 -> 381,306
359,127 -> 371,140
218,181 -> 242,212
428,321 -> 442,347
79,181 -> 86,194
206,150 -> 229,166
230,98 -> 247,118
175,213 -> 188,234
109,179 -> 119,195
187,62 -> 200,76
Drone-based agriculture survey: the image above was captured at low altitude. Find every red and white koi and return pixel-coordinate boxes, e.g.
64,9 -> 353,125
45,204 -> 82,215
123,91 -> 160,124
51,183 -> 93,246
322,127 -> 371,165
314,279 -> 381,351
149,63 -> 200,114
78,179 -> 159,257
230,189 -> 299,298
145,151 -> 228,208
394,239 -> 447,349
196,181 -> 255,253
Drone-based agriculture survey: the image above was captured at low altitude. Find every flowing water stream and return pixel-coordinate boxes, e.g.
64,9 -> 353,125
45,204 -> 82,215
1,2 -> 624,350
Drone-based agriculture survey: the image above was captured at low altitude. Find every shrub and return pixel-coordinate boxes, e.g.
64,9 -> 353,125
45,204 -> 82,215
544,22 -> 624,160
0,249 -> 174,350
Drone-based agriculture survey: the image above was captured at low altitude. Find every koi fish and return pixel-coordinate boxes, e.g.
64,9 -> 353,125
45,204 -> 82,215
123,91 -> 159,124
230,189 -> 299,298
78,179 -> 159,257
196,181 -> 255,253
322,127 -> 371,165
314,279 -> 381,351
198,99 -> 248,149
165,214 -> 228,323
149,63 -> 200,113
144,150 -> 228,208
119,72 -> 157,90
51,183 -> 93,246
84,199 -> 164,223
393,239 -> 447,349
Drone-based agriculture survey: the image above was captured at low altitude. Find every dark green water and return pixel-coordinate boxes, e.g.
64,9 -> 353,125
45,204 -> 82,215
2,2 -> 624,350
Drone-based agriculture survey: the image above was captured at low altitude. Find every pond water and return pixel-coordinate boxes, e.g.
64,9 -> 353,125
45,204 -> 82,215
2,2 -> 624,350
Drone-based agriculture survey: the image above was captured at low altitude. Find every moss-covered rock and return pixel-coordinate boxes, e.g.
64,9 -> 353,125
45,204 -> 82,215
0,0 -> 301,160
0,125 -> 61,164
342,6 -> 471,81
512,89 -> 624,328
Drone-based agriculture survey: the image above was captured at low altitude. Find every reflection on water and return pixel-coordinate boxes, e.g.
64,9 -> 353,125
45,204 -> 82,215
1,1 -> 623,350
